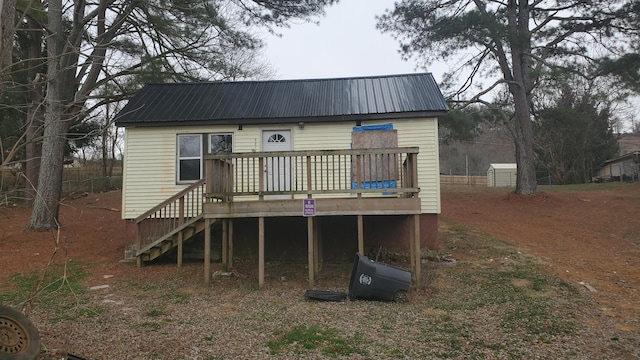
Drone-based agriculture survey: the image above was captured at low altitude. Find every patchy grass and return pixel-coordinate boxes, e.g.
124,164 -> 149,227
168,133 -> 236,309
266,325 -> 365,357
0,261 -> 91,322
1,220 -> 634,359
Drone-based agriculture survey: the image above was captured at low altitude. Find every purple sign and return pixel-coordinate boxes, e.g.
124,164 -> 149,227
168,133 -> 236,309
303,199 -> 316,217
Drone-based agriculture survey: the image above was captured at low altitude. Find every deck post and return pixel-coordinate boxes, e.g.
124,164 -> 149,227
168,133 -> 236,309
314,217 -> 321,276
228,220 -> 234,270
222,219 -> 228,272
357,214 -> 364,255
136,226 -> 143,268
409,216 -> 416,285
177,197 -> 185,268
259,158 -> 264,200
308,216 -> 315,288
411,154 -> 419,197
204,218 -> 211,284
259,217 -> 265,288
413,214 -> 421,288
355,154 -> 363,198
177,231 -> 184,268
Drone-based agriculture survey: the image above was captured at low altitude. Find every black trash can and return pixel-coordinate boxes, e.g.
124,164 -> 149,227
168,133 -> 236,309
348,253 -> 411,302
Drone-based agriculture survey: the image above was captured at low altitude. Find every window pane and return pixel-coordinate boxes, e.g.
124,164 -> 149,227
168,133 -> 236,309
268,134 -> 286,143
179,135 -> 201,157
179,159 -> 200,181
210,134 -> 232,153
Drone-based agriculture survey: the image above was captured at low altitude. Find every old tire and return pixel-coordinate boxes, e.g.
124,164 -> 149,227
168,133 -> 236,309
305,290 -> 348,302
393,290 -> 409,303
0,305 -> 41,360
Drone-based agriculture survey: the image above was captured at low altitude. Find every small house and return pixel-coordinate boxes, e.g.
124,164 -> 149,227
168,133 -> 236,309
593,151 -> 640,182
114,74 -> 449,287
487,163 -> 517,187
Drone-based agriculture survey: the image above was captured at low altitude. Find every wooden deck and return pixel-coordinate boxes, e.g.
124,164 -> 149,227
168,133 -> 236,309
202,148 -> 422,288
134,148 -> 423,289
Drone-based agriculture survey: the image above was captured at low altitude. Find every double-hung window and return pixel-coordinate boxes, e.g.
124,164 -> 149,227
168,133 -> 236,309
177,134 -> 202,183
177,133 -> 233,183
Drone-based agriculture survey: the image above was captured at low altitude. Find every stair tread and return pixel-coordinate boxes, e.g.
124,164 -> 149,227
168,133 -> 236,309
136,216 -> 211,261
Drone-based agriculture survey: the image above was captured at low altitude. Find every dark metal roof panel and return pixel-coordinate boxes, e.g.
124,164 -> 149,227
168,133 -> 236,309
114,73 -> 449,126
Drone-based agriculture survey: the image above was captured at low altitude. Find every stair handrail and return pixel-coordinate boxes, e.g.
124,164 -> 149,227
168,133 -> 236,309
135,179 -> 205,223
134,179 -> 206,252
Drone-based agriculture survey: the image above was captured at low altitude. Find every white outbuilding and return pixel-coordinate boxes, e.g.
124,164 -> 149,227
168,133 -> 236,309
487,163 -> 517,187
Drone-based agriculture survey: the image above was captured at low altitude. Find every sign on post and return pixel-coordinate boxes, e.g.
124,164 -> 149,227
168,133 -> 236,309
303,199 -> 316,217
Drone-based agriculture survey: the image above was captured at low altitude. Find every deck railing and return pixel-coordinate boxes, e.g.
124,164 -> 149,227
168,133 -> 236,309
134,179 -> 206,252
204,147 -> 419,201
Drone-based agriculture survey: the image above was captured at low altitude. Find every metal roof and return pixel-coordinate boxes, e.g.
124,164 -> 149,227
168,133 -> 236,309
596,151 -> 640,168
114,73 -> 448,127
488,163 -> 517,170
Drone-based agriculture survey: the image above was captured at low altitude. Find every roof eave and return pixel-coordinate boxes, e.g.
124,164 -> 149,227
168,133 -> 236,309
115,110 -> 449,128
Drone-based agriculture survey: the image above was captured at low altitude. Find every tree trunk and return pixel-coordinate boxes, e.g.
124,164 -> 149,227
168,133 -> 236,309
508,0 -> 537,195
0,0 -> 17,86
512,91 -> 538,194
28,0 -> 66,230
25,97 -> 44,204
101,125 -> 112,191
28,115 -> 66,230
25,21 -> 46,204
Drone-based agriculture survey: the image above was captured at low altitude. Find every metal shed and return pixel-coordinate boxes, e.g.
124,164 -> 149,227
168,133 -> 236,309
487,163 -> 517,187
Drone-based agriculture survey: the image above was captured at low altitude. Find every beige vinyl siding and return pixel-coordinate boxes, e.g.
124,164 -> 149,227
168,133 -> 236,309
122,127 -> 178,219
292,122 -> 353,151
122,119 -> 440,219
122,126 -> 238,219
393,119 -> 440,214
292,122 -> 354,199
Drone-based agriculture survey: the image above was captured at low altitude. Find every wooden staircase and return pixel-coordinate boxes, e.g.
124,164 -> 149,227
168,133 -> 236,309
136,215 -> 206,264
133,179 -> 208,266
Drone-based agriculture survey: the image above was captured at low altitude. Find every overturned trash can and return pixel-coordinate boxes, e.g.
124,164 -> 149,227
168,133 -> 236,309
348,253 -> 411,302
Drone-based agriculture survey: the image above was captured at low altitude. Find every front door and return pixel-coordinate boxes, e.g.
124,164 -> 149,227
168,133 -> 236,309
262,130 -> 292,198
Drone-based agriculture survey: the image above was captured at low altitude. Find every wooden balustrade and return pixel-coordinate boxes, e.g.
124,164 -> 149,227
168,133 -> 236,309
135,179 -> 206,254
204,147 -> 419,201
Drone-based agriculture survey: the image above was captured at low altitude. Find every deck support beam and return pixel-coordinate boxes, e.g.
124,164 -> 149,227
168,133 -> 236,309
410,216 -> 415,285
177,231 -> 183,268
357,215 -> 364,255
410,214 -> 421,288
222,220 -> 228,272
204,218 -> 211,284
259,217 -> 265,288
228,220 -> 234,270
307,216 -> 315,288
314,218 -> 321,276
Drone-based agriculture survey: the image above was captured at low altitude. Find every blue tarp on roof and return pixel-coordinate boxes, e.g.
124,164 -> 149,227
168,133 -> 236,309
352,123 -> 394,132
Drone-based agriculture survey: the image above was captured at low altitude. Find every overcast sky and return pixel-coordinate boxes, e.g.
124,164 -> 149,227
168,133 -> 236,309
261,1 -> 640,132
261,0 -> 445,82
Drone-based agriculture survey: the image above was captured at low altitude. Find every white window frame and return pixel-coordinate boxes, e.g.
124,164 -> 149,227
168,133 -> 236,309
176,134 -> 203,184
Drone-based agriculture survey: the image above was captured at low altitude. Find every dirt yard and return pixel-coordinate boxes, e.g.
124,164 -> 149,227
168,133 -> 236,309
441,183 -> 640,331
0,191 -> 131,287
0,184 -> 639,358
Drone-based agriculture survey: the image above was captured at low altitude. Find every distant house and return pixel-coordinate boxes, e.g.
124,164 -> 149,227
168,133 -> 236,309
114,73 -> 449,287
487,163 -> 517,187
593,151 -> 640,182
